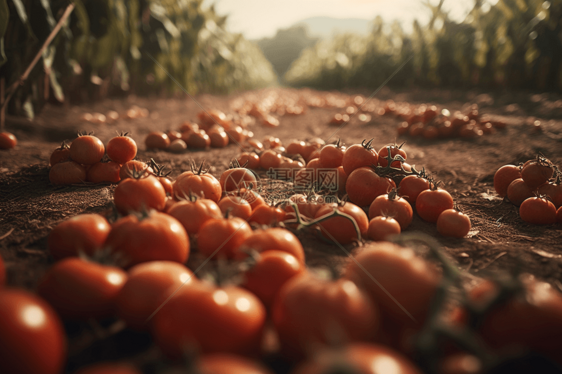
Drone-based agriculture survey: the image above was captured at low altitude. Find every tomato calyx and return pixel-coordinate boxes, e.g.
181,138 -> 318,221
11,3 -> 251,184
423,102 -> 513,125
360,138 -> 375,150
149,158 -> 172,178
228,158 -> 248,169
123,160 -> 151,179
176,189 -> 204,203
77,131 -> 95,137
189,160 -> 211,176
55,141 -> 70,151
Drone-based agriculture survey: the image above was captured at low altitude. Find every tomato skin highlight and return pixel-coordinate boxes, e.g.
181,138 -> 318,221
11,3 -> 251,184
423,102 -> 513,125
49,161 -> 87,185
114,174 -> 167,214
416,188 -> 454,223
367,216 -> 401,241
519,197 -> 557,225
493,164 -> 521,197
436,209 -> 471,238
0,289 -> 66,374
70,135 -> 105,165
48,213 -> 111,259
0,132 -> 17,149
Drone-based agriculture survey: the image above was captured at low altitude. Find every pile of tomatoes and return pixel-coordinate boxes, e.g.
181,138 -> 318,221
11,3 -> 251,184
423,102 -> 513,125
80,105 -> 149,124
494,155 -> 562,225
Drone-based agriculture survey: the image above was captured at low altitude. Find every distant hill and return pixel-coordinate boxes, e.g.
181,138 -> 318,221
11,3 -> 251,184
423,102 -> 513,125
294,17 -> 372,39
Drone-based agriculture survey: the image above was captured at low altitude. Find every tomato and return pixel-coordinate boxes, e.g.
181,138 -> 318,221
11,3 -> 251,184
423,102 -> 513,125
145,131 -> 170,150
226,126 -> 246,144
74,363 -> 141,374
493,164 -> 522,197
198,354 -> 274,374
519,197 -> 557,225
156,176 -> 173,195
168,196 -> 222,235
291,343 -> 422,374
0,254 -> 5,286
49,143 -> 71,166
0,289 -> 66,374
241,250 -> 304,307
346,167 -> 396,207
272,273 -> 379,360
69,134 -> 105,164
151,282 -> 266,358
506,178 -> 535,206
341,139 -> 379,176
114,174 -> 167,214
173,166 -> 222,203
378,143 -> 407,167
237,227 -> 305,262
0,131 -> 17,149
105,134 -> 136,164
179,121 -> 199,133
416,188 -> 454,223
557,206 -> 562,223
207,129 -> 228,148
521,158 -> 554,189
260,150 -> 283,170
314,202 -> 369,245
220,165 -> 258,192
368,191 -> 413,230
399,175 -> 431,204
119,160 -> 153,180
344,242 -> 440,326
219,196 -> 253,221
198,216 -> 253,259
237,152 -> 260,169
105,212 -> 189,267
319,142 -> 346,168
368,216 -> 401,241
538,182 -> 562,208
248,205 -> 286,225
37,258 -> 127,320
286,140 -> 306,156
187,130 -> 211,149
48,213 -> 111,259
166,130 -> 182,141
86,161 -> 121,183
116,261 -> 196,330
437,209 -> 471,237
49,161 -> 87,185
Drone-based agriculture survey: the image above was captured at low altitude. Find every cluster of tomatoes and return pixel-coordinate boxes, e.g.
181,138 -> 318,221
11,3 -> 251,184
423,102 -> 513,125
80,105 -> 149,124
0,131 -> 17,149
48,133 -> 140,185
494,155 -> 562,225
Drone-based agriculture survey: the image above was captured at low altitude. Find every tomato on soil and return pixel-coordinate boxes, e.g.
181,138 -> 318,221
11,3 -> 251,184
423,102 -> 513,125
220,166 -> 258,192
0,132 -> 17,149
399,175 -> 430,204
368,190 -> 413,230
521,158 -> 554,189
436,209 -> 471,238
70,135 -> 105,165
49,161 -> 87,185
218,196 -> 253,221
198,216 -> 253,259
167,197 -> 222,235
519,197 -> 557,225
237,227 -> 305,262
50,143 -> 71,166
367,216 -> 401,241
493,164 -> 522,197
346,167 -> 396,207
341,139 -> 378,175
319,142 -> 346,168
248,205 -> 286,225
86,161 -> 121,184
378,143 -> 407,167
538,182 -> 562,208
416,188 -> 454,223
506,178 -> 536,206
114,174 -> 167,214
145,132 -> 170,150
48,213 -> 111,259
107,134 -> 137,164
119,160 -> 153,180
173,167 -> 222,203
314,202 -> 369,245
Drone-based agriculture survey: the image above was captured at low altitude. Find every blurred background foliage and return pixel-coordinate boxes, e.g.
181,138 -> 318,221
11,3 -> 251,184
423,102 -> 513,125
0,0 -> 277,118
285,0 -> 562,92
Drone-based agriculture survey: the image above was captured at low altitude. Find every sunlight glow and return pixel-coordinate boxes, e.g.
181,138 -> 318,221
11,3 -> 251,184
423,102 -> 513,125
22,305 -> 46,328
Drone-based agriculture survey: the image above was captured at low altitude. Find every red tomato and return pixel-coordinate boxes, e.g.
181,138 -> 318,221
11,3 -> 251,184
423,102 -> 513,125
119,160 -> 153,180
145,131 -> 170,150
220,166 -> 258,192
378,143 -> 407,167
506,178 -> 535,206
166,130 -> 182,141
49,143 -> 71,166
344,242 -> 440,326
37,258 -> 127,320
157,176 -> 173,195
229,188 -> 266,210
105,212 -> 189,267
209,130 -> 229,148
151,282 -> 266,358
538,182 -> 562,208
116,261 -> 196,330
241,250 -> 304,307
48,213 -> 111,259
346,167 -> 396,207
368,191 -> 413,230
521,158 -> 554,189
286,140 -> 306,156
0,254 -> 5,286
107,134 -> 137,164
493,164 -> 522,197
367,216 -> 401,241
237,152 -> 260,169
237,227 -> 305,262
260,150 -> 282,170
557,206 -> 562,223
186,130 -> 211,149
399,175 -> 430,204
0,131 -> 17,149
173,168 -> 222,203
292,343 -> 422,374
69,135 -> 105,164
248,205 -> 286,225
114,174 -> 167,214
198,216 -> 253,259
436,209 -> 472,238
198,354 -> 274,374
219,196 -> 253,221
341,139 -> 379,176
49,161 -> 87,185
86,161 -> 121,184
272,273 -> 379,360
74,363 -> 141,374
167,197 -> 222,235
314,202 -> 369,245
319,142 -> 346,168
416,188 -> 454,223
0,289 -> 66,374
519,197 -> 557,225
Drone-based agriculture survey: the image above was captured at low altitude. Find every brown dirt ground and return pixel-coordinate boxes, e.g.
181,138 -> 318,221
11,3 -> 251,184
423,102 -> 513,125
1,87 -> 562,372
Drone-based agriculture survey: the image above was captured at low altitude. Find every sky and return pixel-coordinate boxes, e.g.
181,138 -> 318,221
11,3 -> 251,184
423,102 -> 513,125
202,0 -> 481,40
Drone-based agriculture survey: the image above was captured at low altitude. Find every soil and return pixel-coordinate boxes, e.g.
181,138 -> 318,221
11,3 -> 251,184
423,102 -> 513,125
1,86 -> 562,372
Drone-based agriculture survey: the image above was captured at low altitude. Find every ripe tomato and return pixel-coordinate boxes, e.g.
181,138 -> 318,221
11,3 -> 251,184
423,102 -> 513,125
114,174 -> 167,214
48,213 -> 111,259
368,191 -> 413,230
145,131 -> 170,150
557,206 -> 562,223
157,176 -> 173,195
49,161 -> 87,185
346,167 -> 396,207
116,261 -> 196,330
166,130 -> 182,141
198,216 -> 253,259
229,188 -> 266,210
237,227 -> 305,263
260,150 -> 282,170
272,273 -> 379,360
219,196 -> 252,221
319,142 -> 346,168
506,178 -> 535,206
74,363 -> 141,374
0,289 -> 66,374
69,134 -> 105,164
367,216 -> 401,241
105,212 -> 189,267
286,140 -> 306,156
519,197 -> 557,225
186,130 -> 211,149
344,242 -> 440,326
521,158 -> 554,189
292,343 -> 422,374
0,131 -> 17,149
341,139 -> 379,176
107,134 -> 137,164
493,164 -> 522,197
248,205 -> 286,225
436,209 -> 471,238
167,197 -> 222,235
37,258 -> 127,320
399,175 -> 430,204
209,130 -> 229,148
314,202 -> 369,245
220,165 -> 258,192
151,282 -> 266,358
173,167 -> 222,203
237,152 -> 260,169
378,143 -> 407,167
86,161 -> 121,184
198,354 -> 274,374
119,160 -> 153,180
50,143 -> 71,166
416,188 -> 454,223
0,254 -> 5,286
538,182 -> 562,208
